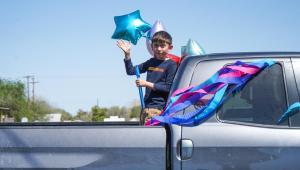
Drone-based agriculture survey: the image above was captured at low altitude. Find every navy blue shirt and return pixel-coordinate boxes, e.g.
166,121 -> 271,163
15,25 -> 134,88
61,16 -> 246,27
124,58 -> 178,109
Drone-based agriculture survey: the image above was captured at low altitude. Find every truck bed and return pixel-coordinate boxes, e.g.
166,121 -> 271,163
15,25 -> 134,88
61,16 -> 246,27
0,122 -> 167,169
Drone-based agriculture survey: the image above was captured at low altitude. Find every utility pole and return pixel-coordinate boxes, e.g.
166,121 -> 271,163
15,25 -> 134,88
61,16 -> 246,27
23,75 -> 32,102
30,76 -> 39,103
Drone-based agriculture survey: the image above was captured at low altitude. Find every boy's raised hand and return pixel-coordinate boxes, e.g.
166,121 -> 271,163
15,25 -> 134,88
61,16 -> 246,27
117,40 -> 131,58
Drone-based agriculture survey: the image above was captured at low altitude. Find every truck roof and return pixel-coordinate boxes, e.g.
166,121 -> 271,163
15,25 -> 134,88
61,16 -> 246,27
189,51 -> 300,60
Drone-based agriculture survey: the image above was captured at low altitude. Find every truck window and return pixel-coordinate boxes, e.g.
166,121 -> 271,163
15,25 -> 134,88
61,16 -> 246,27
216,63 -> 288,126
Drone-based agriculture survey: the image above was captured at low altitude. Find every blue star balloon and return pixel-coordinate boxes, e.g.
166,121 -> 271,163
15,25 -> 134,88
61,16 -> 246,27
111,10 -> 151,45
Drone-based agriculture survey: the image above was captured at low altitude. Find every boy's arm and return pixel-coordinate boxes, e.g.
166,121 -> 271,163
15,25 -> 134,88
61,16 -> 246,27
124,59 -> 136,75
124,58 -> 151,75
117,40 -> 150,75
117,40 -> 135,75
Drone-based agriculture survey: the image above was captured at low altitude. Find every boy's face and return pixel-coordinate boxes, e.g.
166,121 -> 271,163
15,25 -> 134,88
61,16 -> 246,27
151,41 -> 173,60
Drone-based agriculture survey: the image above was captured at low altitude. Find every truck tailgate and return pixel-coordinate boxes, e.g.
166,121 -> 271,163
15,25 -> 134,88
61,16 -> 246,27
0,124 -> 166,169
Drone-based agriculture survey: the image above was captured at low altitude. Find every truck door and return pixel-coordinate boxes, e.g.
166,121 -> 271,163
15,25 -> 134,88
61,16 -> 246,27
180,58 -> 300,169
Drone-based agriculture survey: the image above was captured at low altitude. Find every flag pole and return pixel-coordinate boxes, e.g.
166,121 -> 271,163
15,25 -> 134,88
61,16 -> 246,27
135,66 -> 145,109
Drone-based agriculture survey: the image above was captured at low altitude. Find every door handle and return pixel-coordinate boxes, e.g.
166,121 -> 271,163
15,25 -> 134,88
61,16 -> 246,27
177,139 -> 193,160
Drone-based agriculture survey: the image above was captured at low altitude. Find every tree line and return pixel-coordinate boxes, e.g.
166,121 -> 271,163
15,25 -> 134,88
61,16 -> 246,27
0,79 -> 140,122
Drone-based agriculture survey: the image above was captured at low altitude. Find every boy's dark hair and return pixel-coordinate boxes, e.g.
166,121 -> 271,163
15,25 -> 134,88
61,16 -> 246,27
151,31 -> 172,45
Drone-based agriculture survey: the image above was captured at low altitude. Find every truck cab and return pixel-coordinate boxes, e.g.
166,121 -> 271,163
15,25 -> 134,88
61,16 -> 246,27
174,52 -> 300,170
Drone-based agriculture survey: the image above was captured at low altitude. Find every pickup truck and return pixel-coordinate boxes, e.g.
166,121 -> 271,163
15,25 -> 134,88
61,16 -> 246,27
1,52 -> 300,169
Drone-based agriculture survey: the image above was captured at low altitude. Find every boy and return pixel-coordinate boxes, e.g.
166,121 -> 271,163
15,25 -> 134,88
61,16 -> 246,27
117,31 -> 178,125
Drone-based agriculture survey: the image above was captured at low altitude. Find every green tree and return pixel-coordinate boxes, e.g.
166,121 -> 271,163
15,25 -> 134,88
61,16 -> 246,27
119,106 -> 129,119
0,79 -> 29,121
50,107 -> 72,121
60,110 -> 73,121
30,99 -> 53,121
74,109 -> 91,122
129,105 -> 141,119
107,106 -> 130,118
91,106 -> 107,122
107,106 -> 120,116
29,98 -> 73,122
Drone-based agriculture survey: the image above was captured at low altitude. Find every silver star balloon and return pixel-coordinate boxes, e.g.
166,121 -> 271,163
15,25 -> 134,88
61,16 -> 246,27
181,39 -> 205,57
146,20 -> 167,56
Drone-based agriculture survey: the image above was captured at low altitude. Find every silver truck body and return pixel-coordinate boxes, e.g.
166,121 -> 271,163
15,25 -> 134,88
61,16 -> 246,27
1,52 -> 300,169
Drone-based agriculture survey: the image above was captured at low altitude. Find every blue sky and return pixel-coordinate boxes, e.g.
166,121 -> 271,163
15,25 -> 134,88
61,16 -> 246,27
1,0 -> 300,115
